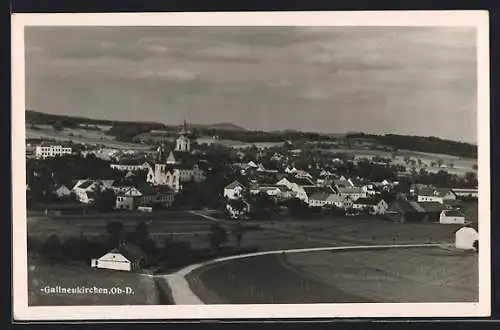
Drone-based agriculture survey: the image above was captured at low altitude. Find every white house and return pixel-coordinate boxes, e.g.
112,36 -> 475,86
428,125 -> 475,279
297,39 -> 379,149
115,195 -> 136,210
337,186 -> 366,201
35,145 -> 72,159
72,179 -> 115,204
455,227 -> 479,250
353,197 -> 389,215
224,181 -> 247,200
54,185 -> 72,198
308,193 -> 330,208
325,194 -> 354,210
417,188 -> 457,204
451,188 -> 478,198
440,209 -> 466,225
91,241 -> 146,272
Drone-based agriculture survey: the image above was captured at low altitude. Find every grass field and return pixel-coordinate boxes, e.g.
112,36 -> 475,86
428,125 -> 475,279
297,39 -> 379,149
26,125 -> 150,150
27,205 -> 476,251
28,256 -> 164,305
187,246 -> 478,304
284,247 -> 478,303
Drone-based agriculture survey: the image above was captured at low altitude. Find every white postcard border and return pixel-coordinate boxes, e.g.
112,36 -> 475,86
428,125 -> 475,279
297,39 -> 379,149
11,10 -> 491,321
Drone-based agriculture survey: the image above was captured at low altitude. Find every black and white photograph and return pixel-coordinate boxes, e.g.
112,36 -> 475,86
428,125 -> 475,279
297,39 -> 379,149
11,11 -> 490,320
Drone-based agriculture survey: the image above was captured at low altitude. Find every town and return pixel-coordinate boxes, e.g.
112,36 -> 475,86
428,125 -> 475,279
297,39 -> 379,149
26,113 -> 479,305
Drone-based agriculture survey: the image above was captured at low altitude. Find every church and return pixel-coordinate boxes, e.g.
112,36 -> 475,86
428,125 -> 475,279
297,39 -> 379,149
146,120 -> 205,192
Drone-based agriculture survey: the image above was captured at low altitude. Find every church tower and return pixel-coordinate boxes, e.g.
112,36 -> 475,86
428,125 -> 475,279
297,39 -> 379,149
175,117 -> 191,152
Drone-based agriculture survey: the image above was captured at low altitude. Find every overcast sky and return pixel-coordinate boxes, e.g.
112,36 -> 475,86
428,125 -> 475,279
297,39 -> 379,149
25,26 -> 477,143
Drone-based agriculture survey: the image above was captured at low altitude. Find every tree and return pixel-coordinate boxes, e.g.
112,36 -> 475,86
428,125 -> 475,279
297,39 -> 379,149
208,224 -> 228,251
230,222 -> 247,248
106,221 -> 123,245
93,188 -> 117,212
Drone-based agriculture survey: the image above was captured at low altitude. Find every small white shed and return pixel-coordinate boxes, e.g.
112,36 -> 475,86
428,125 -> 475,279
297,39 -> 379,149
91,242 -> 146,272
455,227 -> 479,250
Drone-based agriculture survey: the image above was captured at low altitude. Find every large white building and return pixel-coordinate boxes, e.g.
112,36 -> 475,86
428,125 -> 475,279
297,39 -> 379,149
146,143 -> 205,192
35,145 -> 72,159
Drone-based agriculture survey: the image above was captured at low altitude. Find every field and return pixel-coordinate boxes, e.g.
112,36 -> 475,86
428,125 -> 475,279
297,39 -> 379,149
196,136 -> 284,149
26,125 -> 151,150
26,208 -> 478,305
28,255 -> 164,305
320,147 -> 477,177
187,246 -> 478,304
27,204 -> 477,250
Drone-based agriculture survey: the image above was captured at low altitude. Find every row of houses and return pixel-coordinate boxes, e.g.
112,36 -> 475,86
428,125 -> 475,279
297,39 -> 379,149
65,179 -> 176,211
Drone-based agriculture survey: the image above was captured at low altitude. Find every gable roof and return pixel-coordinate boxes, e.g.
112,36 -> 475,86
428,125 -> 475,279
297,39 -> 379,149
419,202 -> 444,213
304,186 -> 335,196
354,197 -> 383,206
442,209 -> 465,217
225,180 -> 246,190
77,180 -> 94,189
111,242 -> 148,264
287,176 -> 315,186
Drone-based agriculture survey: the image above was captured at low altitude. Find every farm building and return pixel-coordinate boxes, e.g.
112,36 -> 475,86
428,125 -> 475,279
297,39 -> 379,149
440,209 -> 466,225
385,200 -> 438,223
455,226 -> 478,250
417,187 -> 457,204
451,188 -> 478,198
418,202 -> 445,222
352,197 -> 388,215
91,241 -> 147,272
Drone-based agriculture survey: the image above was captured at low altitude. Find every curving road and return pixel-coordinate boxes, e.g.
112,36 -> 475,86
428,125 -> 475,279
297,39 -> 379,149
158,243 -> 443,305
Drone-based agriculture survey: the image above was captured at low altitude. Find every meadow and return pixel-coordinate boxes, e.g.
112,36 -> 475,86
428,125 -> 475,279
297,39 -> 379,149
188,246 -> 478,304
26,125 -> 151,150
28,255 -> 162,306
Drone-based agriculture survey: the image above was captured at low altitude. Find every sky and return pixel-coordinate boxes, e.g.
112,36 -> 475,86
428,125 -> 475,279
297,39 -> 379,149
25,26 -> 478,143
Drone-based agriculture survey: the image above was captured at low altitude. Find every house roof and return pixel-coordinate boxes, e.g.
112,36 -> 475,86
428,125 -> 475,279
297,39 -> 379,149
387,200 -> 425,214
353,197 -> 383,206
108,242 -> 148,264
287,176 -> 315,186
225,180 -> 246,190
418,202 -> 444,213
337,186 -> 364,194
304,186 -> 335,196
309,192 -> 330,201
77,180 -> 94,189
442,209 -> 465,217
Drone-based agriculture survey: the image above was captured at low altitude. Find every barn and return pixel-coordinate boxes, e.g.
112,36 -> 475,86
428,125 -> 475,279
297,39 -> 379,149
91,241 -> 147,272
455,226 -> 478,250
440,209 -> 466,225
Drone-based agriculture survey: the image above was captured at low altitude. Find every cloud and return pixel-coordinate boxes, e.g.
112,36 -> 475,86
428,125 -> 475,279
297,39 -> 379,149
99,41 -> 115,49
146,44 -> 168,53
139,69 -> 198,81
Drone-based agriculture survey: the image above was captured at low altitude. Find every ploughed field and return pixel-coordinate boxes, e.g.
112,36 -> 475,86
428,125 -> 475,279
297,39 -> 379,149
187,247 -> 478,304
27,256 -> 165,305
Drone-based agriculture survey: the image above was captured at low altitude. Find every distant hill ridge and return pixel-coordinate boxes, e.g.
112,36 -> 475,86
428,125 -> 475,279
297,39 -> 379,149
25,109 -> 477,158
26,110 -> 246,131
